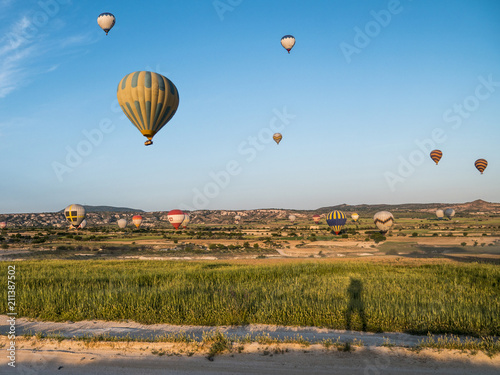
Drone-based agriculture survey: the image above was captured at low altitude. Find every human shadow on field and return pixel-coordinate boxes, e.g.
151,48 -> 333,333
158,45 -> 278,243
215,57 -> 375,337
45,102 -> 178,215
345,278 -> 367,332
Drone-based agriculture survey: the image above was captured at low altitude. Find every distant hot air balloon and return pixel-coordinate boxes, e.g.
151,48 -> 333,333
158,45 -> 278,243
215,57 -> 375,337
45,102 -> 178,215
289,215 -> 296,223
117,219 -> 127,229
64,204 -> 86,228
326,211 -> 347,235
181,213 -> 190,229
281,35 -> 295,53
273,133 -> 282,145
117,71 -> 180,146
444,208 -> 455,220
436,209 -> 444,219
234,215 -> 241,223
0,222 -> 6,229
373,211 -> 394,234
132,215 -> 143,228
312,214 -> 321,224
77,219 -> 87,229
97,12 -> 115,35
475,159 -> 487,174
430,150 -> 443,165
167,210 -> 185,230
351,213 -> 359,222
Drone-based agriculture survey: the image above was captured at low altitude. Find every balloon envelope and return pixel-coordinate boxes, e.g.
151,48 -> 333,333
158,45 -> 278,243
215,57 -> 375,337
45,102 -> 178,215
351,213 -> 359,222
273,133 -> 282,144
475,159 -> 487,174
436,209 -> 444,219
97,12 -> 115,35
326,211 -> 347,234
234,215 -> 241,223
288,215 -> 296,222
78,219 -> 87,229
373,211 -> 394,233
117,71 -> 179,145
181,213 -> 190,228
117,219 -> 127,229
64,204 -> 86,228
167,209 -> 185,229
444,208 -> 455,219
312,214 -> 321,224
0,222 -> 6,229
430,150 -> 442,165
132,215 -> 143,228
281,35 -> 295,53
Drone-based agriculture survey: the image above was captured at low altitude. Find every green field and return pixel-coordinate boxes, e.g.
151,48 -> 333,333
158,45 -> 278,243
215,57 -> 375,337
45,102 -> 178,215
4,260 -> 499,337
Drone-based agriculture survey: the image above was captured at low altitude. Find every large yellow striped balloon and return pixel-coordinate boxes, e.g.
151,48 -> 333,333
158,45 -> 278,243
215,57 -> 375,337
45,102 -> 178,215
117,71 -> 179,146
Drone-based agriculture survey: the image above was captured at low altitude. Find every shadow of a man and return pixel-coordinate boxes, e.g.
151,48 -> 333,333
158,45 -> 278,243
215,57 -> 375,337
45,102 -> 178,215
345,278 -> 367,331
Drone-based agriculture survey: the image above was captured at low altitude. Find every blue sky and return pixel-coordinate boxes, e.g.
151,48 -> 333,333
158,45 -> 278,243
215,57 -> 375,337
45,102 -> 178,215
0,0 -> 499,213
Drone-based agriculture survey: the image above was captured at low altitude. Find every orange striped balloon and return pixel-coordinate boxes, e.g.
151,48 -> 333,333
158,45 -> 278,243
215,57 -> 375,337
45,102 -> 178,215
474,159 -> 487,174
430,150 -> 442,165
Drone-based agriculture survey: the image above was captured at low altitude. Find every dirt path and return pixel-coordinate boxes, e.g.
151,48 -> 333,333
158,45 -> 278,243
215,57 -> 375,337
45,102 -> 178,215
2,316 -> 499,374
3,339 -> 499,375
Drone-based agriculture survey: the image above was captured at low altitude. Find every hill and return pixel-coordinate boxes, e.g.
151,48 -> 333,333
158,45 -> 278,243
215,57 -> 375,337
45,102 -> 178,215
0,200 -> 498,228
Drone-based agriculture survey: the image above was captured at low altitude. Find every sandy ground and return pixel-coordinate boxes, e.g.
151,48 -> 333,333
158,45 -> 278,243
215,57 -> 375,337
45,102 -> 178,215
1,316 -> 499,374
3,338 -> 499,374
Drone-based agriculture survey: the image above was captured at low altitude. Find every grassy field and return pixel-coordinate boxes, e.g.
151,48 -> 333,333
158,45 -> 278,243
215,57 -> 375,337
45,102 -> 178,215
4,260 -> 499,336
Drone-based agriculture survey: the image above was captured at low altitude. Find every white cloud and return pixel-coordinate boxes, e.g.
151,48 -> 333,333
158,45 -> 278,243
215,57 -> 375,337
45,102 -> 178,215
0,8 -> 95,98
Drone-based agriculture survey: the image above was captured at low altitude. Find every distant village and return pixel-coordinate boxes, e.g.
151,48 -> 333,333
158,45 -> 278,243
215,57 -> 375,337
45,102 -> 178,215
0,200 -> 498,228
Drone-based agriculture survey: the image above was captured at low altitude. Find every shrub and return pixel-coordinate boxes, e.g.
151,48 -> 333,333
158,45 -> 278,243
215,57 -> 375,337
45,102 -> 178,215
411,232 -> 418,237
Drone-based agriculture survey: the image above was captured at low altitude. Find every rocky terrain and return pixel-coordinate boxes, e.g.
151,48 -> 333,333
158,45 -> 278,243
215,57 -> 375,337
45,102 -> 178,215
0,200 -> 498,228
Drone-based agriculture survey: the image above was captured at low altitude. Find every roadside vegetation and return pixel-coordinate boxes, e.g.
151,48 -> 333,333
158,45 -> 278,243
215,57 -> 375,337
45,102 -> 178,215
3,260 -> 499,337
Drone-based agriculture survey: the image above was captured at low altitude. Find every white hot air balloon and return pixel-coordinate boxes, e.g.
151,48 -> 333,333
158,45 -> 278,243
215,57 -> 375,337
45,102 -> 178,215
97,12 -> 115,35
436,209 -> 444,220
234,215 -> 241,224
373,211 -> 394,233
181,213 -> 190,229
64,204 -> 86,228
281,35 -> 295,53
444,208 -> 455,220
77,219 -> 87,229
289,214 -> 296,223
117,219 -> 127,229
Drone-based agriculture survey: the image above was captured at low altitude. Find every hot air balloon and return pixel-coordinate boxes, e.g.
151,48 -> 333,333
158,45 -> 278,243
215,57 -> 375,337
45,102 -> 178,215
373,211 -> 394,234
281,35 -> 295,53
436,209 -> 444,219
273,133 -> 282,145
117,71 -> 180,146
475,159 -> 487,174
117,219 -> 127,229
167,209 -> 185,230
97,12 -> 115,35
351,213 -> 359,222
234,215 -> 241,224
430,150 -> 442,165
288,214 -> 296,223
0,222 -> 6,229
181,213 -> 190,229
64,204 -> 86,228
132,215 -> 143,228
326,211 -> 347,235
77,219 -> 87,229
444,208 -> 455,220
312,214 -> 321,224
